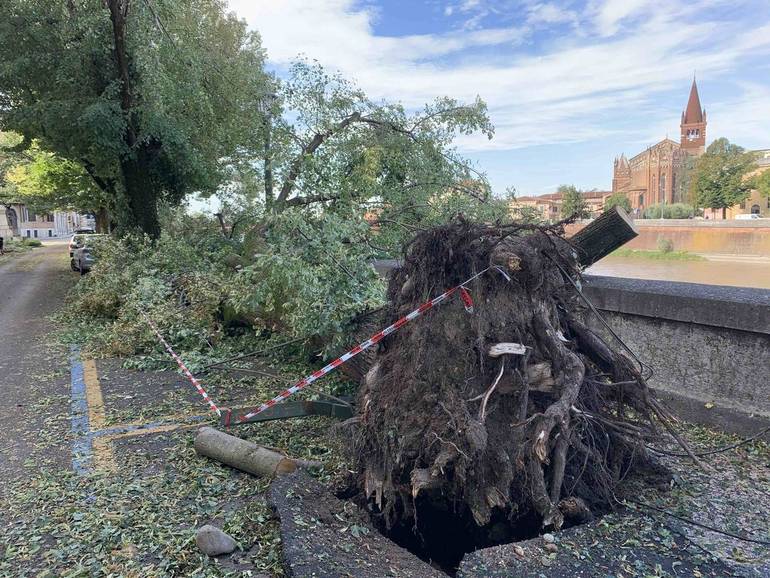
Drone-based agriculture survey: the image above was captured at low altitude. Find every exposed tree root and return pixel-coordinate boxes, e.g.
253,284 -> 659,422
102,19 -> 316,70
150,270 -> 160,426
349,217 -> 687,537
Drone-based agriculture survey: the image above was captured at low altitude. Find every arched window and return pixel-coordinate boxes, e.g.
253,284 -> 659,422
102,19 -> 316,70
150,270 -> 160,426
751,204 -> 760,215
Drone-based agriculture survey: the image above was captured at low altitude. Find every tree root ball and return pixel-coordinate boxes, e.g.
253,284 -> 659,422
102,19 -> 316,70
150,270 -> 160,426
349,217 -> 669,534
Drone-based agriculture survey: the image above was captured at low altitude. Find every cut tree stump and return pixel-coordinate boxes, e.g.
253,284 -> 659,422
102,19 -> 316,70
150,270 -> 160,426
570,206 -> 638,267
194,427 -> 308,477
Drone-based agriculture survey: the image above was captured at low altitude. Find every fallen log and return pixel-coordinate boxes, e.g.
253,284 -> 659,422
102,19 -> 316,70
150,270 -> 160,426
194,427 -> 318,477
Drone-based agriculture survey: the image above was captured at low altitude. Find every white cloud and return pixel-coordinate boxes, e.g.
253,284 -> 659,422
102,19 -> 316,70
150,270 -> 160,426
227,0 -> 770,154
592,0 -> 653,36
710,83 -> 770,147
527,3 -> 578,25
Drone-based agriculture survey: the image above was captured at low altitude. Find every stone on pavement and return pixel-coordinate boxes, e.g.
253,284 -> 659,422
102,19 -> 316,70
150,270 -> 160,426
195,524 -> 237,557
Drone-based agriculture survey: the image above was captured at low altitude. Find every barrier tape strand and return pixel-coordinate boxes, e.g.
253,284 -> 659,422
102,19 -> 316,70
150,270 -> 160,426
140,312 -> 222,416
237,267 -> 493,422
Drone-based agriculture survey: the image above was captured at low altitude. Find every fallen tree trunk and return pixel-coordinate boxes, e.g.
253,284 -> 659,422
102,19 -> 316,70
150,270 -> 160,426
569,206 -> 638,267
195,427 -> 317,477
348,215 -> 668,536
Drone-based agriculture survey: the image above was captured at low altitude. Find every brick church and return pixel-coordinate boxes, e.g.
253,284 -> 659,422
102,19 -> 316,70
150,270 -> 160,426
611,79 -> 707,211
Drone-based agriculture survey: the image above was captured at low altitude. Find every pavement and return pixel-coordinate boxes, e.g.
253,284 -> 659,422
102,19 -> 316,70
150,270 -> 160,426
0,243 -> 290,575
0,242 -> 220,484
0,242 -> 75,488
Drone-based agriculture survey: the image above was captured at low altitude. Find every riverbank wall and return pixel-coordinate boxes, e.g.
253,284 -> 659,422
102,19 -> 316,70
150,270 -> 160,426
584,275 -> 770,438
565,219 -> 770,255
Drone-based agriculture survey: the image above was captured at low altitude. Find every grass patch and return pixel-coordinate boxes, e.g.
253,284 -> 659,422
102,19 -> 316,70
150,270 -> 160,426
610,248 -> 706,261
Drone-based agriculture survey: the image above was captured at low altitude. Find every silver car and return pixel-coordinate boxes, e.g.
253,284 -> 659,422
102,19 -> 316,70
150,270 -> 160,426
71,236 -> 107,274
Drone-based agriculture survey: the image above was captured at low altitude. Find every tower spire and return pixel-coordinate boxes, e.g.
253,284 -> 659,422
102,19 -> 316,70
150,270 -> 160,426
683,76 -> 704,124
680,77 -> 706,154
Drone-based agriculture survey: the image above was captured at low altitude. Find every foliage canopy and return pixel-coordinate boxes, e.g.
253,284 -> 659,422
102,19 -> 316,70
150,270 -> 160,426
558,184 -> 588,219
689,138 -> 756,218
753,168 -> 770,200
6,144 -> 109,222
0,0 -> 270,235
603,191 -> 631,213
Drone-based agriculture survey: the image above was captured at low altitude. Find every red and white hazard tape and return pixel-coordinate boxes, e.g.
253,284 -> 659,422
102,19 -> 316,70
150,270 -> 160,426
235,267 -> 493,423
140,312 -> 222,416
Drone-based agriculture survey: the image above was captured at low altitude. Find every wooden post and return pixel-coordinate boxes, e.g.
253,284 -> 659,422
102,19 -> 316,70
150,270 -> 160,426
194,427 -> 299,477
569,206 -> 638,267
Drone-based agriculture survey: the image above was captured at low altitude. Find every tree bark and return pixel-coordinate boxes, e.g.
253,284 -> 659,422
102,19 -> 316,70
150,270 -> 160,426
121,150 -> 160,237
195,427 -> 311,477
569,206 -> 638,267
106,0 -> 161,237
95,207 -> 110,234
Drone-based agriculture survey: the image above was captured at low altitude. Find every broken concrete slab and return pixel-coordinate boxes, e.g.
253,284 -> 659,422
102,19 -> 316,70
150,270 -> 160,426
268,471 -> 444,578
457,513 -> 733,578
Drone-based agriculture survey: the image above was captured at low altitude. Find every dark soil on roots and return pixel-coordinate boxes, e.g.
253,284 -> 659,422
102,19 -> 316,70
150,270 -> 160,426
342,217 -> 687,570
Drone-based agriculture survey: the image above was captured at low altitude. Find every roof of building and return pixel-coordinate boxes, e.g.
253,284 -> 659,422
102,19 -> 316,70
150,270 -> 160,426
582,190 -> 611,199
628,138 -> 680,163
682,78 -> 705,124
514,190 -> 611,203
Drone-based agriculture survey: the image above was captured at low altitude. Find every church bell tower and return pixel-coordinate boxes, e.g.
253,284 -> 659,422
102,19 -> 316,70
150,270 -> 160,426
680,78 -> 706,155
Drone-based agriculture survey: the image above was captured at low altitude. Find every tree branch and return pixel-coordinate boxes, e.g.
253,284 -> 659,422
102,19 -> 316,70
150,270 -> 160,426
276,112 -> 363,205
283,193 -> 341,207
80,159 -> 113,194
408,105 -> 474,132
106,0 -> 135,146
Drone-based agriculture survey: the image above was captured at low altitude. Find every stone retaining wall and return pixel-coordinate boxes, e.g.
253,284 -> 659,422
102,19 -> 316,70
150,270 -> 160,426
583,275 -> 770,436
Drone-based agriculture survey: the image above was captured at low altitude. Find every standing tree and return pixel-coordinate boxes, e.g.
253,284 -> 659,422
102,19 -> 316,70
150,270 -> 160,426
0,132 -> 26,202
559,185 -> 588,219
753,169 -> 770,202
604,191 -> 631,213
7,144 -> 112,232
0,0 -> 270,236
689,138 -> 756,219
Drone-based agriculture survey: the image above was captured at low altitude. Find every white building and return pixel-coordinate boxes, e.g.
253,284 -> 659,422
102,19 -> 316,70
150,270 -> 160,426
1,204 -> 91,239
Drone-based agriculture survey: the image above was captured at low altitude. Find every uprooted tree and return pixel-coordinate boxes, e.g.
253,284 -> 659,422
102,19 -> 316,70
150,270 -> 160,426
350,213 -> 687,540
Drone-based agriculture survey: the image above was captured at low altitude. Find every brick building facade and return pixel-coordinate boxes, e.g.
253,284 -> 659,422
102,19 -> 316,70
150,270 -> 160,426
612,79 -> 707,212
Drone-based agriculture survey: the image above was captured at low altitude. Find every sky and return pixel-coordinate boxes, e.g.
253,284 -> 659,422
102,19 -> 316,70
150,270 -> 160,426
225,0 -> 770,197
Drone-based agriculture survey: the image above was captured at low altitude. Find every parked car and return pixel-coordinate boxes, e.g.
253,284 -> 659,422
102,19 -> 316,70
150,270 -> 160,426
68,233 -> 105,260
735,213 -> 761,220
70,234 -> 107,273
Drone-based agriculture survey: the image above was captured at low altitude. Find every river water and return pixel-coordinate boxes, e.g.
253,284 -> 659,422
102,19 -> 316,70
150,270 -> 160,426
586,255 -> 770,289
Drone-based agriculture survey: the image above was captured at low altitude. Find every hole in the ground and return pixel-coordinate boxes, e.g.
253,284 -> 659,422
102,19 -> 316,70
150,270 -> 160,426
366,496 -> 562,576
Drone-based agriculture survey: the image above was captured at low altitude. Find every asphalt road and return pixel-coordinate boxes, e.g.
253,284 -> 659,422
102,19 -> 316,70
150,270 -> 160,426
0,242 -> 76,489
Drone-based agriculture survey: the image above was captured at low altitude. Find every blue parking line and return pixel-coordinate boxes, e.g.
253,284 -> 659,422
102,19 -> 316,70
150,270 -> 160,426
70,345 -> 92,475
